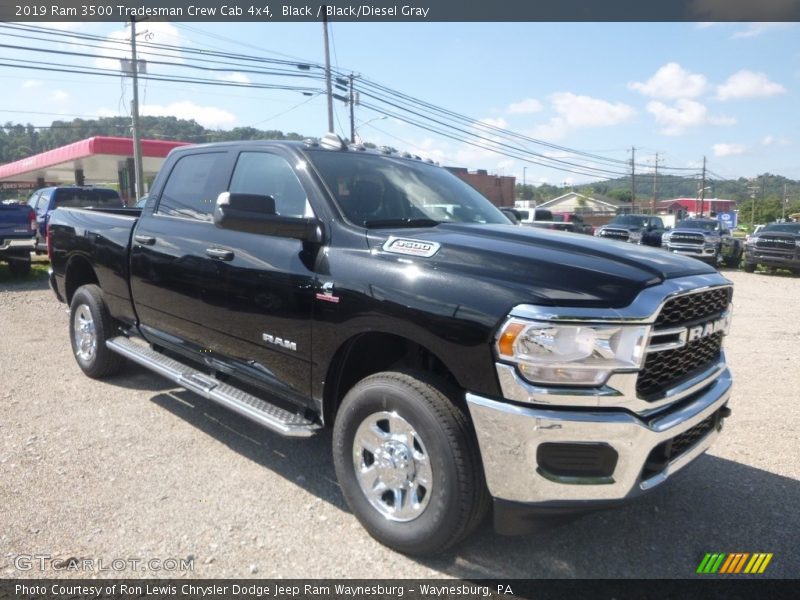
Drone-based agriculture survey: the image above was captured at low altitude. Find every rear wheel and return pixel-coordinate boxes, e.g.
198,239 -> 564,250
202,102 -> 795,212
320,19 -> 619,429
743,262 -> 756,273
333,371 -> 489,556
69,284 -> 125,379
7,253 -> 31,277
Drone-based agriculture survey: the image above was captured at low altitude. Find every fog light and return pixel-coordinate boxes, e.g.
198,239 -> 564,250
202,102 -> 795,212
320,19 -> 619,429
536,442 -> 618,482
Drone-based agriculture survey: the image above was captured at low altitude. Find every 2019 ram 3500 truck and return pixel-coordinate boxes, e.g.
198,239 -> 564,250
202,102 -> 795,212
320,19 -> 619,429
48,135 -> 734,555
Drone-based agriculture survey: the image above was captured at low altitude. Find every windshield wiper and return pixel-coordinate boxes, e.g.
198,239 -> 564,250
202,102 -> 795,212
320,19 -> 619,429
363,218 -> 440,228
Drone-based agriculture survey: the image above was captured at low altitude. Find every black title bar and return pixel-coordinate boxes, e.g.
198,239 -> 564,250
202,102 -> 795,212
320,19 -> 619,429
5,0 -> 800,22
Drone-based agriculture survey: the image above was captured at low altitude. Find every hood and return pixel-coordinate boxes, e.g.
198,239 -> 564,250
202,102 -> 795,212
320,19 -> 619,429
367,223 -> 715,309
601,223 -> 643,232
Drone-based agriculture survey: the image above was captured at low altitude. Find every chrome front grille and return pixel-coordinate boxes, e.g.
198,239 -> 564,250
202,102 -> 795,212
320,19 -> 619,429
638,287 -> 732,400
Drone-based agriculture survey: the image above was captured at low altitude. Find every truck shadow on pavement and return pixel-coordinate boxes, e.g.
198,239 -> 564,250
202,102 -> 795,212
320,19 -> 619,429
147,386 -> 798,578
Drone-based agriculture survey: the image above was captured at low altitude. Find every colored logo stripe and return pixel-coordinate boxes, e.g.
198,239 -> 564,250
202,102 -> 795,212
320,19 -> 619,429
697,553 -> 773,574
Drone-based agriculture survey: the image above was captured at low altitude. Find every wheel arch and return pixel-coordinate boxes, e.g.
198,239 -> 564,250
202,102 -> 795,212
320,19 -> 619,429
64,254 -> 99,305
322,331 -> 465,425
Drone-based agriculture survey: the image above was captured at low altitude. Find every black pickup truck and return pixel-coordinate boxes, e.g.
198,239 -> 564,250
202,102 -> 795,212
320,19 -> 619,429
48,136 -> 734,555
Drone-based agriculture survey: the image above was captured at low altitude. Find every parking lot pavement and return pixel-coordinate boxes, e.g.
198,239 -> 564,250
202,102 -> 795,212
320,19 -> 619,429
1,269 -> 798,578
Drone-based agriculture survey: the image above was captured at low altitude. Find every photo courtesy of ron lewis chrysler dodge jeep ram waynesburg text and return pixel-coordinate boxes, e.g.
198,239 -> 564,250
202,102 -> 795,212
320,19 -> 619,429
47,134 -> 734,556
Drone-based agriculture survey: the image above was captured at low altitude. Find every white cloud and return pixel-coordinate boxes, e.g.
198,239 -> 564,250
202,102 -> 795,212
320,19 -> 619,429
506,98 -> 544,115
21,80 -> 43,89
141,101 -> 237,129
551,92 -> 636,128
528,93 -> 635,141
531,118 -> 569,141
478,117 -> 507,129
713,143 -> 747,157
51,90 -> 69,102
646,99 -> 735,136
731,23 -> 795,39
716,70 -> 786,100
629,63 -> 709,99
218,72 -> 251,84
762,135 -> 775,146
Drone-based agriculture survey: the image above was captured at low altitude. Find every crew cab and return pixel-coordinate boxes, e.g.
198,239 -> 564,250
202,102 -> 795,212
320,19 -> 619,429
27,186 -> 123,253
743,222 -> 800,274
0,200 -> 36,276
661,217 -> 743,267
47,135 -> 734,555
594,214 -> 665,246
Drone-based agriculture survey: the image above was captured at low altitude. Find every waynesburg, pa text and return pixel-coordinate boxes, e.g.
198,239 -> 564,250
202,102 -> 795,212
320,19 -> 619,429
16,583 -> 514,597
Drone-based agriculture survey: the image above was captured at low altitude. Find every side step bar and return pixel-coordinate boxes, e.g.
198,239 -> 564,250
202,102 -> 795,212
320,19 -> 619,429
106,336 -> 321,438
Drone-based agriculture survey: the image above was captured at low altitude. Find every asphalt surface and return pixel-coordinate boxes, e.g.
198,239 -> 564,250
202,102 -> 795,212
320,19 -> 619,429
1,266 -> 798,579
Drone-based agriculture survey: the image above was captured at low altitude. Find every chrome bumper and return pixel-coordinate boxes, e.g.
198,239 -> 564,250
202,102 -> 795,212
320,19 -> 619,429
466,366 -> 732,505
0,238 -> 35,252
663,243 -> 716,258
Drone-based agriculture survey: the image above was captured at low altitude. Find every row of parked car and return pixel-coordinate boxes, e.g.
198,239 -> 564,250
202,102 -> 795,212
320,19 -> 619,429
499,208 -> 800,274
0,186 -> 123,276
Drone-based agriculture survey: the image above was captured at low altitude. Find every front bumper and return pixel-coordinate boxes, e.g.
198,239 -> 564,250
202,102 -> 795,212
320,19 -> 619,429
745,248 -> 800,269
663,242 -> 716,259
466,365 -> 731,506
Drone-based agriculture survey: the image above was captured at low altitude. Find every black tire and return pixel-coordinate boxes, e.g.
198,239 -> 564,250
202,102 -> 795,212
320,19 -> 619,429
723,253 -> 741,268
743,262 -> 756,273
7,254 -> 31,277
69,284 -> 125,379
333,371 -> 489,556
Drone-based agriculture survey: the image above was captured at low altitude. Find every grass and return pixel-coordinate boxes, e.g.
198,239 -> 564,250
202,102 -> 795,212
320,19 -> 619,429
0,260 -> 50,284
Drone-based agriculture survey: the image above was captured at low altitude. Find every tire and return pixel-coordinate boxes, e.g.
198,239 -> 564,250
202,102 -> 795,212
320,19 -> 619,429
7,254 -> 31,277
69,284 -> 125,379
723,253 -> 741,268
333,371 -> 489,556
743,262 -> 756,273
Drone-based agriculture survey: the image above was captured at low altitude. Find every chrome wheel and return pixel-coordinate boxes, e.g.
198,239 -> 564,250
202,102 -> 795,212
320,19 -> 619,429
73,304 -> 97,363
352,410 -> 433,522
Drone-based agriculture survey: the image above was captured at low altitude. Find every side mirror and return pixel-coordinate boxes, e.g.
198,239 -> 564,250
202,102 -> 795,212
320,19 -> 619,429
213,192 -> 323,243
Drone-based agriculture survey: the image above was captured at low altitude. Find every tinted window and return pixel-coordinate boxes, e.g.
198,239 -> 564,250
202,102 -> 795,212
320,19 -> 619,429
676,220 -> 720,231
308,151 -> 507,227
763,223 -> 800,234
158,153 -> 226,221
53,189 -> 122,209
228,152 -> 309,217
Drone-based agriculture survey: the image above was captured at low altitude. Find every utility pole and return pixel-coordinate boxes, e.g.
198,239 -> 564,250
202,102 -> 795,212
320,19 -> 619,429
698,155 -> 707,217
349,73 -> 355,143
747,179 -> 760,227
129,17 -> 145,200
322,11 -> 334,133
783,182 -> 788,221
630,146 -> 636,212
651,152 -> 659,215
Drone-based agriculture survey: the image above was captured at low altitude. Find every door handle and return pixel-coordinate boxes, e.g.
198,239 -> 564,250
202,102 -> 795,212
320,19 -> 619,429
206,247 -> 234,261
134,234 -> 156,245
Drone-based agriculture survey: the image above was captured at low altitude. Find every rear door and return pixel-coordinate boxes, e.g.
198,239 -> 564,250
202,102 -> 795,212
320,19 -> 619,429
129,150 -> 236,353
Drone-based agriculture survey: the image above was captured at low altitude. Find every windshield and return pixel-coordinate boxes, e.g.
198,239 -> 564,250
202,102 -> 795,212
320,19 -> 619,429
610,215 -> 648,226
307,151 -> 509,227
54,189 -> 123,209
762,223 -> 800,234
676,220 -> 720,232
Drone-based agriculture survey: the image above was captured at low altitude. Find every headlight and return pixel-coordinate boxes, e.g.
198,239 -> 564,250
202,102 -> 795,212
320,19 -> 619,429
628,231 -> 642,243
496,319 -> 650,386
594,228 -> 604,237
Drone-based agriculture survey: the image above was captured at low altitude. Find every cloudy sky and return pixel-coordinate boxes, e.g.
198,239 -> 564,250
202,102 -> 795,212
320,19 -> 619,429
2,21 -> 798,184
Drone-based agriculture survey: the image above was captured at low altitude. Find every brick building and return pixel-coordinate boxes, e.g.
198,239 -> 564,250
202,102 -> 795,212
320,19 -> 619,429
445,166 -> 516,207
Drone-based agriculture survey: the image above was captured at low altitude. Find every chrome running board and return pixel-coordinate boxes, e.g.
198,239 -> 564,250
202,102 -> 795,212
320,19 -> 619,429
106,336 -> 321,438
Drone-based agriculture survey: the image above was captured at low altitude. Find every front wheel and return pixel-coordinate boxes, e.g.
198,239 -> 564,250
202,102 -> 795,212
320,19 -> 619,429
69,284 -> 125,379
743,262 -> 756,273
333,372 -> 489,556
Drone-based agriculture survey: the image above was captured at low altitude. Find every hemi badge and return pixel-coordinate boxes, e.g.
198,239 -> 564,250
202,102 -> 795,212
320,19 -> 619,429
382,237 -> 441,258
